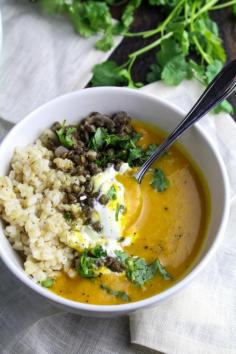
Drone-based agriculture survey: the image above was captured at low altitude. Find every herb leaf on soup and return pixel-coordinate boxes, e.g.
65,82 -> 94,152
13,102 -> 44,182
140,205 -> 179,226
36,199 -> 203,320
77,250 -> 97,278
100,284 -> 130,302
107,185 -> 117,200
41,278 -> 55,288
90,127 -> 107,150
77,246 -> 107,278
115,204 -> 125,221
63,210 -> 73,223
56,120 -> 76,148
89,128 -> 159,169
125,257 -> 159,287
155,260 -> 172,280
115,251 -> 171,287
90,244 -> 107,258
151,168 -> 169,192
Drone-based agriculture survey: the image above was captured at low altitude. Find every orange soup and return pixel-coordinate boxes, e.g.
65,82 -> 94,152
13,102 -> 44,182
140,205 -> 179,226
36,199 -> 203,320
51,120 -> 210,305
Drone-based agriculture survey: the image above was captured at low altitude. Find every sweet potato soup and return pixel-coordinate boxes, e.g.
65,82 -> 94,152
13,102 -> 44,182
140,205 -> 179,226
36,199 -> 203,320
51,119 -> 210,305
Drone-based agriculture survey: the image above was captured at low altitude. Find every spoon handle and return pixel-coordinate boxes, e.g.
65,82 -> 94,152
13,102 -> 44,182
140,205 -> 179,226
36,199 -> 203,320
135,59 -> 236,183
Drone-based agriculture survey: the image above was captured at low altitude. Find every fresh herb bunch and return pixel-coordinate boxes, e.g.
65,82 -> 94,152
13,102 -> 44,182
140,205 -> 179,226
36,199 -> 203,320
33,0 -> 236,113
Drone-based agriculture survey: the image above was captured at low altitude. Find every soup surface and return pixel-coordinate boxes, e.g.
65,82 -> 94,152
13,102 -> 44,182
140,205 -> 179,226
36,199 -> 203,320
51,120 -> 209,304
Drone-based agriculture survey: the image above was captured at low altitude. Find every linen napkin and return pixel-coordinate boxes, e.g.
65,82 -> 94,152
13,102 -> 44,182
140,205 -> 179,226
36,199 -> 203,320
130,80 -> 236,354
0,0 -> 122,123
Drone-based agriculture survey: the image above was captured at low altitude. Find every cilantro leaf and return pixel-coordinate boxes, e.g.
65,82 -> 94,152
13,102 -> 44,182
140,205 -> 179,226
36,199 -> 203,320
77,246 -> 107,278
96,28 -> 114,51
112,0 -> 142,35
188,59 -> 205,85
41,0 -> 65,14
91,61 -> 127,87
104,133 -> 130,147
205,60 -> 234,114
128,147 -> 143,165
155,260 -> 171,280
125,257 -> 156,287
63,211 -> 73,223
143,144 -> 157,159
161,55 -> 192,86
151,168 -> 169,192
214,100 -> 234,114
68,1 -> 112,38
233,4 -> 236,16
156,38 -> 181,68
115,204 -> 125,221
100,284 -> 130,302
90,127 -> 107,150
90,245 -> 107,258
146,64 -> 161,83
121,0 -> 142,27
41,278 -> 55,288
107,185 -> 117,200
205,60 -> 223,84
115,251 -> 171,287
77,250 -> 97,278
115,250 -> 129,264
194,17 -> 226,63
56,120 -> 76,148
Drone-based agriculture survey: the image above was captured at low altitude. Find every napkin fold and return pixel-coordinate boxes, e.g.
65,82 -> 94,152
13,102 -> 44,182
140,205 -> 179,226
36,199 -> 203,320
130,81 -> 236,354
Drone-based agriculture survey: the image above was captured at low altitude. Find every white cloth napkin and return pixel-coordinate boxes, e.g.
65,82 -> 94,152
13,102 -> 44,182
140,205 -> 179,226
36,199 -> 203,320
0,0 -> 122,123
130,80 -> 236,354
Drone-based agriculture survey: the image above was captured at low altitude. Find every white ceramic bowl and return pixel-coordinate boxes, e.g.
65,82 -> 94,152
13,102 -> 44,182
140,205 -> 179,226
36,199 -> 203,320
0,87 -> 230,317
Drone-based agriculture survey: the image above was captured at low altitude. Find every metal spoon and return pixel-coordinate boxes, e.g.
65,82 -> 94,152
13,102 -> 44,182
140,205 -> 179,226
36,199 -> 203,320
135,59 -> 236,183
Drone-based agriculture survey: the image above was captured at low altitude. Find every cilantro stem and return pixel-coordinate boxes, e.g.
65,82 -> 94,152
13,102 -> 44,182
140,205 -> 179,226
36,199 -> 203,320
184,1 -> 189,24
118,58 -> 132,70
129,32 -> 173,58
124,0 -> 185,38
193,36 -> 212,65
191,0 -> 219,21
190,1 -> 212,65
145,0 -> 186,38
110,0 -> 128,6
210,0 -> 236,10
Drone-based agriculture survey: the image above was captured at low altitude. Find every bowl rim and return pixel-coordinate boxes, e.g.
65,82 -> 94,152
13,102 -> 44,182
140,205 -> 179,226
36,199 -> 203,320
0,87 -> 231,313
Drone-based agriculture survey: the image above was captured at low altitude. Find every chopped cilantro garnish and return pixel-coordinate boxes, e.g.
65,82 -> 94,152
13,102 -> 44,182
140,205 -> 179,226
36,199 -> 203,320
90,128 -> 159,169
115,251 -> 171,287
90,244 -> 107,258
151,168 -> 169,192
41,278 -> 55,288
107,185 -> 117,200
77,246 -> 107,278
77,249 -> 97,278
115,204 -> 125,221
63,210 -> 73,223
155,259 -> 172,280
128,147 -> 143,165
90,127 -> 107,150
56,120 -> 76,148
100,284 -> 130,302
